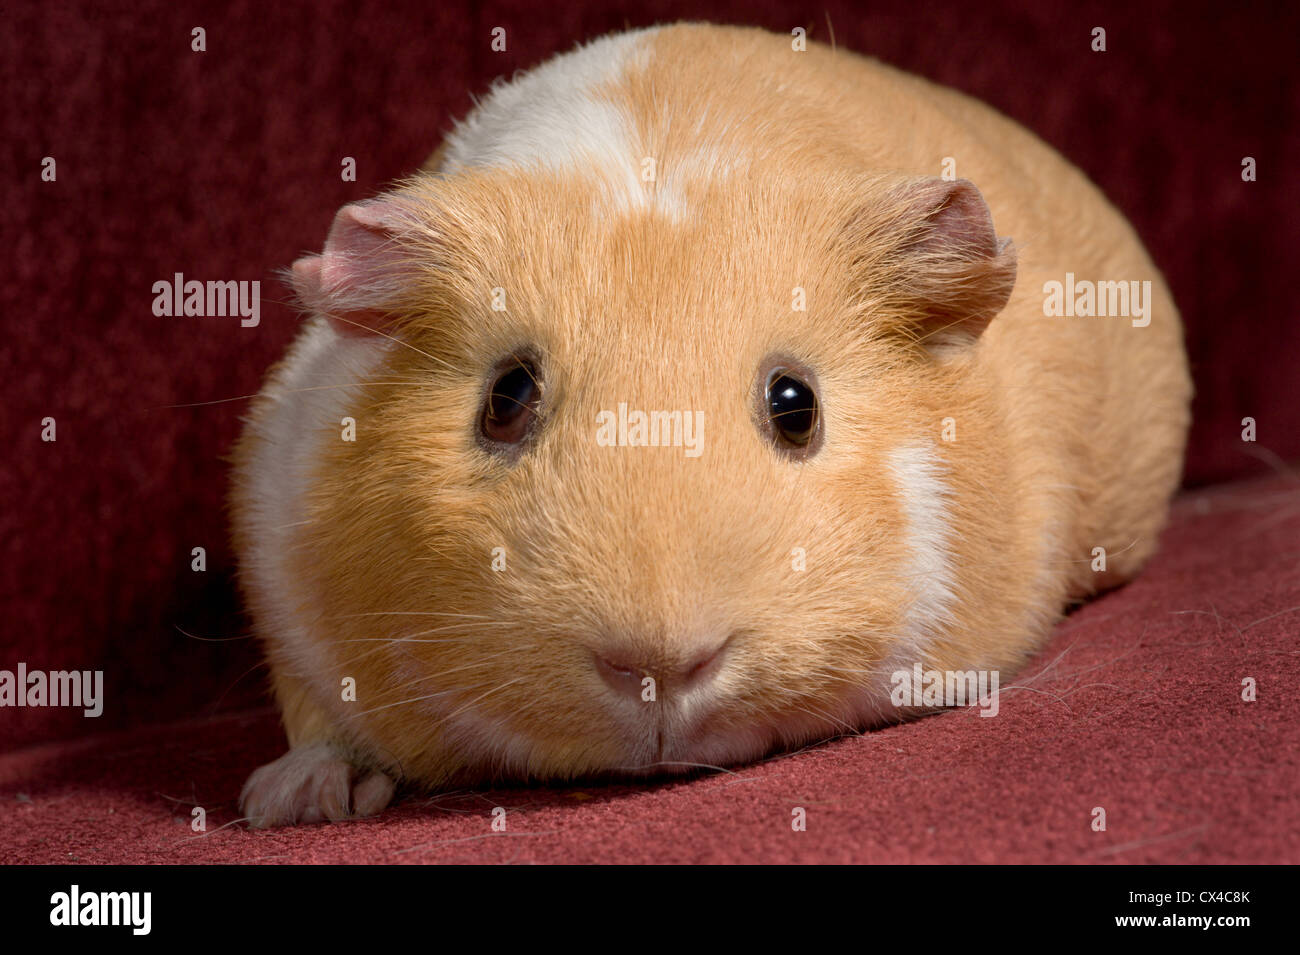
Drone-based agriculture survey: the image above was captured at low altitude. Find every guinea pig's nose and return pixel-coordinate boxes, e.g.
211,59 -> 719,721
593,639 -> 729,699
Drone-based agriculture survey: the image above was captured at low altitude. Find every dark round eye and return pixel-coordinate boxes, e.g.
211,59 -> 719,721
766,370 -> 819,450
481,360 -> 540,446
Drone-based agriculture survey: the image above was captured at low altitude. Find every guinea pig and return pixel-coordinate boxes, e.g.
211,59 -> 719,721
231,22 -> 1191,827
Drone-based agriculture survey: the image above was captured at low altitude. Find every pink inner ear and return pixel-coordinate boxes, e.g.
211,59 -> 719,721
897,178 -> 1018,340
917,181 -> 1001,259
291,200 -> 413,337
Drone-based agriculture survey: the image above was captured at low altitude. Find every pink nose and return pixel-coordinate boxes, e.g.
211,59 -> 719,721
594,640 -> 729,699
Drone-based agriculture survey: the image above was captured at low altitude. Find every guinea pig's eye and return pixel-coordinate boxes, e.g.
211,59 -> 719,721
480,359 -> 541,447
763,367 -> 821,454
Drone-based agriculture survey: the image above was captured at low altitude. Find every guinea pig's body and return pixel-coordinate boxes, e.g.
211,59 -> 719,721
232,23 -> 1190,826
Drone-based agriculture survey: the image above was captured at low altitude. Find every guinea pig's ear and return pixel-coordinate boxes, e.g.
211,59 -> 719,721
290,198 -> 420,337
858,177 -> 1017,351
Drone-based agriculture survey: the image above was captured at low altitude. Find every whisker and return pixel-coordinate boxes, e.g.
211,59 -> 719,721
618,759 -> 741,776
327,312 -> 460,373
428,677 -> 528,727
154,379 -> 440,410
380,654 -> 519,695
330,610 -> 499,621
346,683 -> 493,718
175,624 -> 255,643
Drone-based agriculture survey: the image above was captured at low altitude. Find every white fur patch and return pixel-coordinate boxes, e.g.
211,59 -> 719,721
242,317 -> 390,686
838,445 -> 960,727
439,26 -> 685,220
887,443 -> 959,650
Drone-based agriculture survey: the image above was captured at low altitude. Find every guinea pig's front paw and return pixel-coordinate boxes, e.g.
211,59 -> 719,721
240,741 -> 396,828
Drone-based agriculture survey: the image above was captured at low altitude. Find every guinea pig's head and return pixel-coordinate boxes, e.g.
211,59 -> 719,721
288,163 -> 1016,786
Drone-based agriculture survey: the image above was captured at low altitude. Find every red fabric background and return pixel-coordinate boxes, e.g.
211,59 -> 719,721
2,0 -> 1297,862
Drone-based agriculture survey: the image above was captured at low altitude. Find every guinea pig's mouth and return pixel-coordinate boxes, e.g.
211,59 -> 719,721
552,632 -> 895,780
606,724 -> 769,780
587,669 -> 900,781
601,708 -> 840,781
593,697 -> 819,780
577,637 -> 767,772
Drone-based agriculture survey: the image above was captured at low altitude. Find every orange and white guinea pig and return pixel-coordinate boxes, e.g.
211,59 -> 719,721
231,23 -> 1191,826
